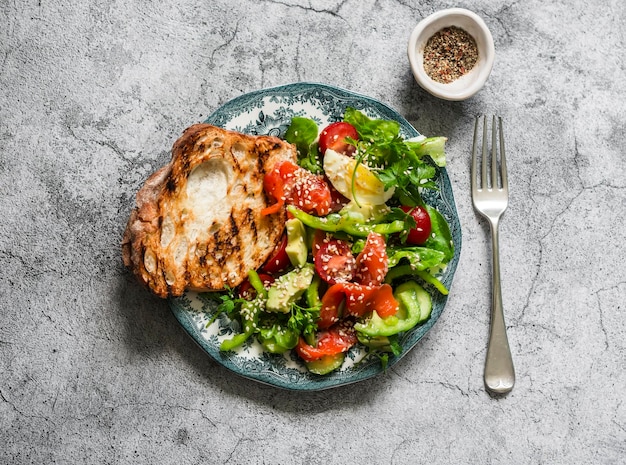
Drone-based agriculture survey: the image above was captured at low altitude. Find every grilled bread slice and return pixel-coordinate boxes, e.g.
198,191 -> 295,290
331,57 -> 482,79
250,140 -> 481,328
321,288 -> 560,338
122,123 -> 297,298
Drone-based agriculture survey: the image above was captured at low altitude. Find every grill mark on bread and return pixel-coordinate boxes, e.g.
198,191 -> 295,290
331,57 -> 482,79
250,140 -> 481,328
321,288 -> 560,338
198,251 -> 206,267
229,212 -> 239,237
254,145 -> 266,175
228,215 -> 243,259
245,208 -> 257,241
230,149 -> 242,173
212,229 -> 227,267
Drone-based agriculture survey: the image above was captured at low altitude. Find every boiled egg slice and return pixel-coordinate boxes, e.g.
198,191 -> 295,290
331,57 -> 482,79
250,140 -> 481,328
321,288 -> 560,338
323,149 -> 394,205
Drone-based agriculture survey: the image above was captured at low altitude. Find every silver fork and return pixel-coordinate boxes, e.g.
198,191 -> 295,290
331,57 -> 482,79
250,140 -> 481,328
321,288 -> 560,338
471,115 -> 515,395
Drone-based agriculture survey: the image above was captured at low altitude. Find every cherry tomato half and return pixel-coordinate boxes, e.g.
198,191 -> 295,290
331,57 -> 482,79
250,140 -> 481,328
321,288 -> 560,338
287,169 -> 332,216
262,234 -> 291,274
313,237 -> 356,285
318,122 -> 359,157
401,205 -> 432,245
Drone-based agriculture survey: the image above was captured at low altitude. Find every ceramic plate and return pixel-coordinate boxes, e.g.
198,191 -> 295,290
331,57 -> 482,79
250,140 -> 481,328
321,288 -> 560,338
169,82 -> 461,390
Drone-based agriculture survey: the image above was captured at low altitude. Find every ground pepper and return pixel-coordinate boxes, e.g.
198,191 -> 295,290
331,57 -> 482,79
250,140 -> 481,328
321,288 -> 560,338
423,26 -> 478,84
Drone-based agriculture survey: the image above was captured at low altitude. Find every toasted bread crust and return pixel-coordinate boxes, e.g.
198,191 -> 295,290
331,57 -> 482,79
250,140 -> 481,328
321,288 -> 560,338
122,124 -> 297,298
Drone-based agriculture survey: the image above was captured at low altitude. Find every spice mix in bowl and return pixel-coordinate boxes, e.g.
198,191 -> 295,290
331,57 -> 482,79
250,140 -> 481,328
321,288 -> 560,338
407,8 -> 495,101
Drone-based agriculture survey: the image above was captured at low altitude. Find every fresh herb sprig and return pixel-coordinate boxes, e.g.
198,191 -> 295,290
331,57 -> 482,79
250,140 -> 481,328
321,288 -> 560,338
203,286 -> 244,327
343,108 -> 447,207
288,302 -> 320,345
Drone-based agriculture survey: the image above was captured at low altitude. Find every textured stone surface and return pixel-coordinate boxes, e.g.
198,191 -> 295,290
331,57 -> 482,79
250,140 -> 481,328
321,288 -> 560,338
1,1 -> 625,463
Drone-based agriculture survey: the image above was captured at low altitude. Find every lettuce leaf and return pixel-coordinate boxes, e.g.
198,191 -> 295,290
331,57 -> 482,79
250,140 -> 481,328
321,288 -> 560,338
284,117 -> 323,174
343,108 -> 448,206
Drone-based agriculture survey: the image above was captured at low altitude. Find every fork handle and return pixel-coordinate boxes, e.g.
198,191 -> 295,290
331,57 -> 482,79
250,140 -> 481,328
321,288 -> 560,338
484,219 -> 515,394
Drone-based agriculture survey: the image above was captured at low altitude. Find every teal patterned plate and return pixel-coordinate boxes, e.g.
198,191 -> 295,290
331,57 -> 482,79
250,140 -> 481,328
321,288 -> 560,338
169,82 -> 461,390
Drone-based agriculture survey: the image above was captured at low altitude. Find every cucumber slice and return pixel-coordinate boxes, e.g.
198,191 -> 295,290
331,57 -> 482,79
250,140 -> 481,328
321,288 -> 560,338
305,353 -> 345,375
354,281 -> 432,337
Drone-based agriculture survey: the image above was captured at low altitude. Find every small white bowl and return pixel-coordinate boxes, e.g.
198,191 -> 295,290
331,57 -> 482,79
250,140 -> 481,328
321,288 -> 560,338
407,8 -> 495,101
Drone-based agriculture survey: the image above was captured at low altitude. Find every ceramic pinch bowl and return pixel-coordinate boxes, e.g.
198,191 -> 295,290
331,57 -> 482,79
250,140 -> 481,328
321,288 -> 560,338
408,8 -> 495,101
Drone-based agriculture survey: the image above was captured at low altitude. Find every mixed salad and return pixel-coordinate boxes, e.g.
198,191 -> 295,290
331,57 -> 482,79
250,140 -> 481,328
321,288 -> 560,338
211,108 -> 454,375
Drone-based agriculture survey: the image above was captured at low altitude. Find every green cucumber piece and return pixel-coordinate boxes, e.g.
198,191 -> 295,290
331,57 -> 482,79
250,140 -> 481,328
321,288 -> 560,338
354,281 -> 432,337
305,353 -> 345,375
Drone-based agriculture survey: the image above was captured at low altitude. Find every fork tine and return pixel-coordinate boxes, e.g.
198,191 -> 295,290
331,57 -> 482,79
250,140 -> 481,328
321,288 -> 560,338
481,115 -> 488,189
498,116 -> 508,191
491,115 -> 498,189
471,116 -> 479,190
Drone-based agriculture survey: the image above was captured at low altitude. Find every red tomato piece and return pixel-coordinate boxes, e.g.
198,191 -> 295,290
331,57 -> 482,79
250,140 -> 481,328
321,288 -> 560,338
354,232 -> 389,286
318,122 -> 359,157
311,229 -> 329,257
261,234 -> 291,275
401,205 -> 432,245
295,322 -> 358,362
238,273 -> 275,300
314,237 -> 356,285
287,170 -> 332,217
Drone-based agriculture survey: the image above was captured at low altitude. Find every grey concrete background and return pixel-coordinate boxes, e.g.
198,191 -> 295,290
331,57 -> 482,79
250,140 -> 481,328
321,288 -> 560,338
1,0 -> 625,463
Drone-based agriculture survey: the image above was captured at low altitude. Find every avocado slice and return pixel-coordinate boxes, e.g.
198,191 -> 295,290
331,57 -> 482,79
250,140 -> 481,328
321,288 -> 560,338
266,263 -> 315,313
285,218 -> 308,267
